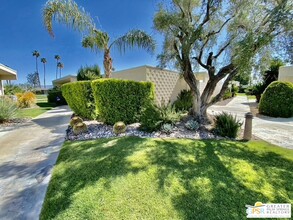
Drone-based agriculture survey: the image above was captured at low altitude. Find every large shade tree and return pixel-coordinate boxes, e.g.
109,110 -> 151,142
154,0 -> 292,123
43,0 -> 156,78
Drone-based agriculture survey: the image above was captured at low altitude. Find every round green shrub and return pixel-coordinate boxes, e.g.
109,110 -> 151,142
73,122 -> 88,135
70,116 -> 83,127
113,121 -> 127,135
259,81 -> 293,118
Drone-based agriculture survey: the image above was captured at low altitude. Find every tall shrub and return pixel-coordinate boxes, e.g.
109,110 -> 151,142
91,79 -> 154,124
259,81 -> 293,118
48,87 -> 67,105
61,81 -> 95,119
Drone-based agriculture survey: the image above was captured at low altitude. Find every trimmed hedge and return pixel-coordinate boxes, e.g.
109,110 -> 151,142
61,81 -> 95,119
48,88 -> 67,105
259,81 -> 293,118
91,79 -> 155,124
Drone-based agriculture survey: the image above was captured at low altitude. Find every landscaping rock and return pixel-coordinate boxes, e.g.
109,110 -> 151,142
66,120 -> 220,141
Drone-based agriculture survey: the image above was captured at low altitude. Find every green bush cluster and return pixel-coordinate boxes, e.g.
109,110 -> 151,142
77,65 -> 101,81
4,84 -> 24,95
48,87 -> 67,105
140,103 -> 182,132
61,81 -> 95,119
173,90 -> 193,111
259,81 -> 293,118
91,79 -> 154,124
214,112 -> 242,139
223,90 -> 232,100
231,84 -> 239,97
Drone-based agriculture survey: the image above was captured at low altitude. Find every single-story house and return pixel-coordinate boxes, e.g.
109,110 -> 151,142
0,63 -> 17,95
278,66 -> 293,83
52,75 -> 77,87
112,65 -> 223,104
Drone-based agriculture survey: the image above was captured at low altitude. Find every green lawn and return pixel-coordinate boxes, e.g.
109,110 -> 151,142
17,95 -> 56,118
237,93 -> 256,100
41,137 -> 293,220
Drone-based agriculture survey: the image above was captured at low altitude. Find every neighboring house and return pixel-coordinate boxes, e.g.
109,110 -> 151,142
0,63 -> 17,95
278,66 -> 293,83
112,65 -> 223,104
52,75 -> 77,87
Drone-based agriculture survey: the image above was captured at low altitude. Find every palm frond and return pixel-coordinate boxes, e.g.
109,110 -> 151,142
111,29 -> 156,54
82,29 -> 109,52
43,0 -> 95,37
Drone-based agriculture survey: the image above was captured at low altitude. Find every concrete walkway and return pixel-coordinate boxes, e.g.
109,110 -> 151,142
209,96 -> 293,149
0,106 -> 72,220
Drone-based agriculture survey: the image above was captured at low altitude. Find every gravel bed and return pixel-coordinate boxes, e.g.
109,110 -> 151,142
66,120 -> 222,141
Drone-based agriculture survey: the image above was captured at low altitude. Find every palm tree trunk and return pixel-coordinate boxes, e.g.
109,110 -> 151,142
60,68 -> 61,78
103,49 -> 112,78
36,57 -> 38,73
56,61 -> 58,79
43,64 -> 46,89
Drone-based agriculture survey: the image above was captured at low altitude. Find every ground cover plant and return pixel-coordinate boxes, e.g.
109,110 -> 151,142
41,137 -> 293,220
0,97 -> 18,123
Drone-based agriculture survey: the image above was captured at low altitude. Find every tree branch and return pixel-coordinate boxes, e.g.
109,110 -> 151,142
201,0 -> 212,26
213,41 -> 231,59
207,69 -> 238,107
216,63 -> 235,79
206,17 -> 233,38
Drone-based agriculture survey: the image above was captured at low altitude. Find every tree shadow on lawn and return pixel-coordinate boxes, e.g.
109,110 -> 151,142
41,137 -> 149,219
41,137 -> 293,220
146,139 -> 293,219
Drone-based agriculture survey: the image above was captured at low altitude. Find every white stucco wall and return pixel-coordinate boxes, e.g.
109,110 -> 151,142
278,66 -> 293,83
112,66 -> 224,104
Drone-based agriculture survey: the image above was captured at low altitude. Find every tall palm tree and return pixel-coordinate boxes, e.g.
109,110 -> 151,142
32,50 -> 41,87
43,0 -> 155,78
54,55 -> 61,79
57,62 -> 64,78
41,58 -> 47,88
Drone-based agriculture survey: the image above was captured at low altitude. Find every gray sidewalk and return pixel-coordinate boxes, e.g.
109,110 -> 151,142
0,106 -> 72,220
209,96 -> 293,149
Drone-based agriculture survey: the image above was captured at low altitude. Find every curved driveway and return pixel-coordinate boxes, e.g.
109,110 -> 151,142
209,96 -> 293,149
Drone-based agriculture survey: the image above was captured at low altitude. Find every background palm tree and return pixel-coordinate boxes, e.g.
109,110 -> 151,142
43,0 -> 155,78
32,50 -> 41,87
41,58 -> 47,88
54,55 -> 61,79
57,62 -> 64,78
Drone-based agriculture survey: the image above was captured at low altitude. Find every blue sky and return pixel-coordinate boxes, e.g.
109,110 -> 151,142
0,0 -> 162,85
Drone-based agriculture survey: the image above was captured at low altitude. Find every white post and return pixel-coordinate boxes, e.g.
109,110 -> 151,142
0,80 -> 3,95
